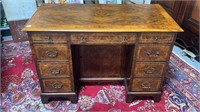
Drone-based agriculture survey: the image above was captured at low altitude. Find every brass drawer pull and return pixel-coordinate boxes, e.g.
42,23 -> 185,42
144,66 -> 156,74
41,36 -> 51,40
52,82 -> 63,89
41,36 -> 52,42
80,36 -> 87,43
122,36 -> 128,43
141,81 -> 151,89
154,36 -> 158,42
146,50 -> 160,56
48,67 -> 60,75
45,50 -> 58,58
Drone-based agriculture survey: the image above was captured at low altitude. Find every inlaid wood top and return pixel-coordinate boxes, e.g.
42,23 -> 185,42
22,4 -> 183,32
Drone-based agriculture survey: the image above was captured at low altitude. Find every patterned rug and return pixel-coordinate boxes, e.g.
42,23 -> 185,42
1,41 -> 200,111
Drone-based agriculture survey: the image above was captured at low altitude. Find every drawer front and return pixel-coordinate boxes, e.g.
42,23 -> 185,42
134,62 -> 166,77
139,33 -> 174,43
38,62 -> 70,78
34,44 -> 69,60
31,33 -> 69,43
71,33 -> 136,44
42,78 -> 72,92
135,44 -> 171,61
131,78 -> 162,91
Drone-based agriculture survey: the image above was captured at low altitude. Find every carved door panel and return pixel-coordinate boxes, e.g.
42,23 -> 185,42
151,0 -> 182,20
181,0 -> 199,35
176,0 -> 199,57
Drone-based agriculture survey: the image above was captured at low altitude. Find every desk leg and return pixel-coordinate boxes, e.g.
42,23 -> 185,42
41,95 -> 49,104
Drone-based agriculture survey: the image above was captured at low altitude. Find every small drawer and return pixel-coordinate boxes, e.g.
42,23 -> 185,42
42,78 -> 72,92
38,62 -> 71,78
134,62 -> 166,77
31,33 -> 69,43
34,44 -> 69,60
139,33 -> 174,43
71,33 -> 136,44
131,78 -> 162,91
135,44 -> 171,61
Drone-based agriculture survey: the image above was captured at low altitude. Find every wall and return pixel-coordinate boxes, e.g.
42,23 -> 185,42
2,0 -> 37,21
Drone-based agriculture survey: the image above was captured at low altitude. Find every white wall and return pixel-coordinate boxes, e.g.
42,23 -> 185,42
2,0 -> 37,21
99,0 -> 122,4
129,0 -> 151,4
99,0 -> 151,4
44,0 -> 84,4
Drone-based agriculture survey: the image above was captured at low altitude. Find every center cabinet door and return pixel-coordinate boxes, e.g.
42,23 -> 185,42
80,45 -> 122,78
79,45 -> 133,78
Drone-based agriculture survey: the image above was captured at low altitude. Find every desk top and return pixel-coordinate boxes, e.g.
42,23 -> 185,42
23,4 -> 183,32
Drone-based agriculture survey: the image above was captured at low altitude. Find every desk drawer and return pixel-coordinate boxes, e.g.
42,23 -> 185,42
131,78 -> 162,91
34,44 -> 69,60
135,44 -> 171,61
134,62 -> 166,77
38,62 -> 71,78
42,78 -> 72,92
31,33 -> 69,43
139,33 -> 174,43
71,33 -> 136,44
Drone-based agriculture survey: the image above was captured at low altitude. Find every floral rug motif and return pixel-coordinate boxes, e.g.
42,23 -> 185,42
1,41 -> 199,111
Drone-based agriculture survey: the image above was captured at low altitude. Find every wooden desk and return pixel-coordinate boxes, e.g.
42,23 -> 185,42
22,4 -> 183,104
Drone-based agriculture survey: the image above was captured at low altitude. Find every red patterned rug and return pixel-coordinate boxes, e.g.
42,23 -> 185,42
1,41 -> 199,111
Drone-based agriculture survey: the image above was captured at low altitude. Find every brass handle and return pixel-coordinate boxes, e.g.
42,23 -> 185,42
154,36 -> 158,42
48,67 -> 60,75
52,82 -> 63,89
146,51 -> 160,56
122,36 -> 128,43
143,66 -> 156,74
45,50 -> 58,58
80,36 -> 87,43
141,81 -> 151,89
41,36 -> 52,41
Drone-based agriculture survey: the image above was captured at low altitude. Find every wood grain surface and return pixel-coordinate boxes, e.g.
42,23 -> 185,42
22,4 -> 183,32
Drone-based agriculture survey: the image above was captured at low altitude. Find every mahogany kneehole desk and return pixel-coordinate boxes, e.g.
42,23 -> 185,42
23,4 -> 183,104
